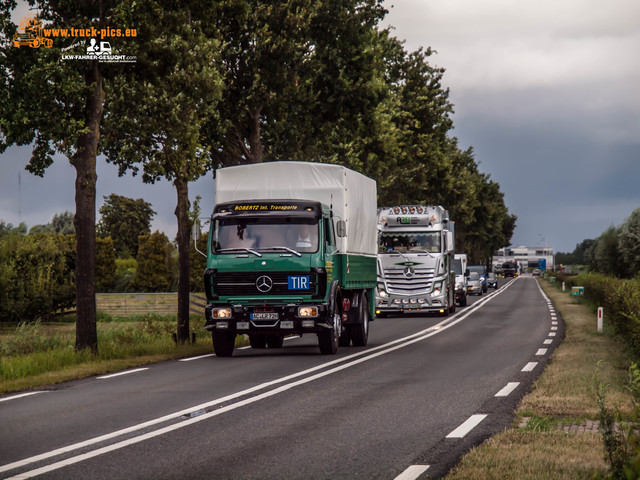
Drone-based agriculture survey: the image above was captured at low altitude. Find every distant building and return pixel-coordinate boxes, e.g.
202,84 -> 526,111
492,246 -> 554,273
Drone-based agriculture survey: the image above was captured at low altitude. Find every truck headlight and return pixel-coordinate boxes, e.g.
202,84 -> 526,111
212,308 -> 232,319
298,306 -> 319,317
433,282 -> 443,296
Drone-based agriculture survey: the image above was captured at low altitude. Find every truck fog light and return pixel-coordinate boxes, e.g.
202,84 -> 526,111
237,322 -> 249,330
281,321 -> 294,329
402,299 -> 409,305
418,298 -> 425,304
301,319 -> 315,328
298,306 -> 319,317
216,321 -> 229,329
213,308 -> 232,319
393,299 -> 401,305
410,298 -> 417,304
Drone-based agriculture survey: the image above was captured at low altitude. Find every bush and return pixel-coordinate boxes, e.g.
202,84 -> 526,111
132,232 -> 174,292
556,272 -> 640,357
0,234 -> 75,323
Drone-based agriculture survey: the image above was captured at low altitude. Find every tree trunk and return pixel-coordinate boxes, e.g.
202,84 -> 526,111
72,59 -> 104,353
174,175 -> 191,343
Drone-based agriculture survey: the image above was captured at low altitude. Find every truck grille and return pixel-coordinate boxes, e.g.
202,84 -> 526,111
212,272 -> 316,296
383,267 -> 435,294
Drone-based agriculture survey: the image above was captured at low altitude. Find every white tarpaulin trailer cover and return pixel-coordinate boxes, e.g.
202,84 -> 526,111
214,161 -> 377,257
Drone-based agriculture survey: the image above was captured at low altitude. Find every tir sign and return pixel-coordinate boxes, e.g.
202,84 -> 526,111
288,275 -> 310,290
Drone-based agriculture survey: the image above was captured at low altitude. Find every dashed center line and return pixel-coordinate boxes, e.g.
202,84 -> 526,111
536,348 -> 548,356
522,362 -> 538,372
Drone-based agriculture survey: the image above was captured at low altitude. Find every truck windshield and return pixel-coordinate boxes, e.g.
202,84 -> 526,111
213,218 -> 319,254
378,232 -> 440,254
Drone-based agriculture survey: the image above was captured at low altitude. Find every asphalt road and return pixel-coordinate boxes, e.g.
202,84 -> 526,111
0,275 -> 563,480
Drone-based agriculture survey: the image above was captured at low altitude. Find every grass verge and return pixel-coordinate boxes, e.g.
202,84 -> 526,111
443,278 -> 635,480
0,313 -> 247,395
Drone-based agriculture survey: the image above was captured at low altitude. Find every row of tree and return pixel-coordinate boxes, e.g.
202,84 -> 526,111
1,0 -> 515,351
556,207 -> 640,278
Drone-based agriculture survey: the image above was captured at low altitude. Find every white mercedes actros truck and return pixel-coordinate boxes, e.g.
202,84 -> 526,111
375,205 -> 456,316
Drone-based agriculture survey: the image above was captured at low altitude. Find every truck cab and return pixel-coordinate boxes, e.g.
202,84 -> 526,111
375,205 -> 456,316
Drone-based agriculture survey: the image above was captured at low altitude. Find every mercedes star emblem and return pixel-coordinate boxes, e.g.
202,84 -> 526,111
256,275 -> 273,293
403,266 -> 416,278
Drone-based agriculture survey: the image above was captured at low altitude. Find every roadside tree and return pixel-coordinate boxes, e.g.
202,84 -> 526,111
97,194 -> 156,258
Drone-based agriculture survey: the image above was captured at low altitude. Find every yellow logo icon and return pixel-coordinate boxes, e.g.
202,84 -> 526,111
12,16 -> 53,48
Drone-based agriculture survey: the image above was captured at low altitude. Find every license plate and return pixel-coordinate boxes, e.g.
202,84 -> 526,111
288,275 -> 310,290
251,312 -> 279,320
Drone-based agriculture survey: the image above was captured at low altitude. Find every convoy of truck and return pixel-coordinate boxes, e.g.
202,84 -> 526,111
203,161 -> 378,356
201,161 -> 505,357
375,205 -> 456,316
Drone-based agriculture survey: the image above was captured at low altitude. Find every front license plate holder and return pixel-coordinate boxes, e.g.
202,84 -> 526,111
251,312 -> 279,320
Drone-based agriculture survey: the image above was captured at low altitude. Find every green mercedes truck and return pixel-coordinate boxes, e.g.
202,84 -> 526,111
203,161 -> 378,356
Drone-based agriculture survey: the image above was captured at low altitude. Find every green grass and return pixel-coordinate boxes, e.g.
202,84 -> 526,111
0,313 -> 247,395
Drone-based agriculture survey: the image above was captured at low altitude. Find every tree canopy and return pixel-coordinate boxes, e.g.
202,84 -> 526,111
97,194 -> 156,258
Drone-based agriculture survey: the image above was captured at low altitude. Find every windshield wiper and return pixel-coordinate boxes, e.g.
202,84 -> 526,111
217,247 -> 262,257
261,246 -> 302,257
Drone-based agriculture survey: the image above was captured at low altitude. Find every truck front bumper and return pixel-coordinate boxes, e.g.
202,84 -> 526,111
204,303 -> 331,334
375,293 -> 448,314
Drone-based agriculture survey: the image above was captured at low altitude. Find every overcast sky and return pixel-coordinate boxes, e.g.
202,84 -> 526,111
2,0 -> 639,253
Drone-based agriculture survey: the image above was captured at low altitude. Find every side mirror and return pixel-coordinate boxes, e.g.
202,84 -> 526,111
446,231 -> 454,253
336,220 -> 347,238
192,222 -> 206,258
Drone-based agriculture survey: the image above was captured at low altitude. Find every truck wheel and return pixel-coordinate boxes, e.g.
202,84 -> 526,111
350,292 -> 369,347
318,311 -> 340,354
212,332 -> 235,357
267,335 -> 284,348
319,290 -> 341,354
249,334 -> 267,349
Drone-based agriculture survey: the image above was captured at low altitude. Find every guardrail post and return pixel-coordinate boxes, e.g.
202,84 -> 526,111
597,307 -> 603,332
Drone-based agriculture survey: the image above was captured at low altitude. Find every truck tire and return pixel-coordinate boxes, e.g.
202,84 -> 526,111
267,335 -> 284,348
350,291 -> 369,347
249,334 -> 267,349
212,332 -> 235,357
319,287 -> 341,354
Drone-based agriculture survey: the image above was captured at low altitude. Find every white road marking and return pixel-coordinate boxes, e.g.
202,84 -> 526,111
551,326 -> 557,331
495,382 -> 520,397
543,339 -> 553,345
179,354 -> 215,362
549,332 -> 556,337
446,414 -> 487,438
0,392 -> 47,404
1,280 -> 520,478
394,465 -> 430,480
96,368 -> 148,379
536,348 -> 547,356
522,362 -> 538,372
